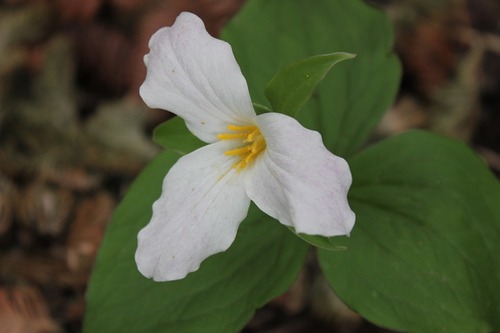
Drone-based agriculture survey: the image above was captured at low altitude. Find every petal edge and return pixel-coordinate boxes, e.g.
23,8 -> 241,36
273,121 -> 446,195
140,12 -> 256,143
135,141 -> 250,281
246,113 -> 355,237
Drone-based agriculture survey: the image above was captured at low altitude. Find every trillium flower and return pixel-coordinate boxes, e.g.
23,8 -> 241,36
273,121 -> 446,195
135,12 -> 356,282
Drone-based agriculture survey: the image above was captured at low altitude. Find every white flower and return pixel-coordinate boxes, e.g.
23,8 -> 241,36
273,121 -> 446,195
135,12 -> 355,282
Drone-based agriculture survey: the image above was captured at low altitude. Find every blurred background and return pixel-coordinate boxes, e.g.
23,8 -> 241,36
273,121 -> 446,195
0,0 -> 498,332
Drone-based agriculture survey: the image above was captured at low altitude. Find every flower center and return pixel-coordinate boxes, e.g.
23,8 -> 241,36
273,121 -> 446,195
217,124 -> 266,170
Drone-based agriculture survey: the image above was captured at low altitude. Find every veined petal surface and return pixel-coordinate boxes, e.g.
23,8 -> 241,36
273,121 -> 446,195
135,141 -> 250,281
245,113 -> 355,237
140,12 -> 256,143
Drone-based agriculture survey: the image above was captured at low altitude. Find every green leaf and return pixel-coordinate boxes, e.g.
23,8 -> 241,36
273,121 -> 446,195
253,102 -> 271,115
223,0 -> 400,156
265,52 -> 355,117
84,150 -> 309,333
153,116 -> 204,154
319,131 -> 500,333
292,231 -> 347,251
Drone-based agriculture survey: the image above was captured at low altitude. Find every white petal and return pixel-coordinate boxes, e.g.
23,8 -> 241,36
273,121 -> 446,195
140,12 -> 256,143
135,141 -> 250,281
245,113 -> 355,237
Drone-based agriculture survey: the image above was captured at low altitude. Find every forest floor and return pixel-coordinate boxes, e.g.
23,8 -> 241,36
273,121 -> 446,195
0,0 -> 499,332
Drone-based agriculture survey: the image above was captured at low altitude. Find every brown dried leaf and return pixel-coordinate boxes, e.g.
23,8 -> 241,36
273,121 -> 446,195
39,167 -> 101,192
377,95 -> 429,136
430,38 -> 484,141
0,175 -> 15,237
467,0 -> 500,33
396,4 -> 469,95
399,20 -> 459,93
66,191 -> 116,273
55,0 -> 102,22
108,0 -> 148,12
15,181 -> 74,237
0,250 -> 88,287
0,2 -> 51,80
0,286 -> 61,333
73,22 -> 132,95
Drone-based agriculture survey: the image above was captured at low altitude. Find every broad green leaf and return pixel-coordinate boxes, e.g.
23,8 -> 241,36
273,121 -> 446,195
291,229 -> 346,251
319,131 -> 500,333
253,102 -> 271,115
84,150 -> 309,333
153,116 -> 204,154
223,0 -> 400,156
265,53 -> 355,117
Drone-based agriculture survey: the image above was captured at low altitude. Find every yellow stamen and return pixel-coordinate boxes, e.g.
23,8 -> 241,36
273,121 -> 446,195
218,124 -> 267,170
227,125 -> 256,132
247,129 -> 260,142
225,146 -> 252,156
216,133 -> 249,140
